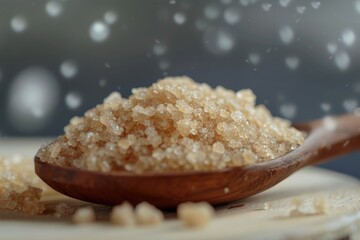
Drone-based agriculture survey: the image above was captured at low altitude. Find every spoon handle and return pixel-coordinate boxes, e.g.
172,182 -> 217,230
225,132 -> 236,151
296,113 -> 360,166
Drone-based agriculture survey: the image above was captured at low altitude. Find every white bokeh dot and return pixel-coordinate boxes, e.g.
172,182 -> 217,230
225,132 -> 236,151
6,67 -> 60,132
224,7 -> 241,25
343,98 -> 358,112
65,92 -> 82,109
104,10 -> 118,25
89,21 -> 110,42
204,27 -> 235,54
153,42 -> 167,56
342,29 -> 356,47
334,51 -> 350,71
285,56 -> 300,70
279,0 -> 291,7
279,25 -> 294,44
60,60 -> 78,79
45,0 -> 63,17
279,103 -> 297,119
204,4 -> 221,20
10,16 -> 27,33
173,12 -> 186,25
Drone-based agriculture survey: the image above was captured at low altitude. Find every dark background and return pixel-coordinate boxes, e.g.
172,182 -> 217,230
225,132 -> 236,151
1,0 -> 360,177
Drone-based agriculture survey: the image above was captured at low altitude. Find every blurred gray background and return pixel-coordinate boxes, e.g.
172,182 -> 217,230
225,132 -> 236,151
0,0 -> 359,177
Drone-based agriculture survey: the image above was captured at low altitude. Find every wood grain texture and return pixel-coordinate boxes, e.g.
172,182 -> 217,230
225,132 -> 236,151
35,114 -> 360,208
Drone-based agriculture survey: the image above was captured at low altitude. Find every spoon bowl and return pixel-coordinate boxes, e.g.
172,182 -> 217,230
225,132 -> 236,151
35,114 -> 360,208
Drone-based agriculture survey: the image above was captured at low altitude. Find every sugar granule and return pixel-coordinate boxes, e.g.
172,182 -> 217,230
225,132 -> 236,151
72,207 -> 95,224
110,202 -> 136,226
135,202 -> 164,225
177,202 -> 215,228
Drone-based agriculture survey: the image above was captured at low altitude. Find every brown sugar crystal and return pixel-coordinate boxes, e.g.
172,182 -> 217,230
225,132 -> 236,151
177,202 -> 215,228
135,202 -> 164,225
110,202 -> 136,226
37,77 -> 304,173
72,207 -> 96,224
0,155 -> 49,215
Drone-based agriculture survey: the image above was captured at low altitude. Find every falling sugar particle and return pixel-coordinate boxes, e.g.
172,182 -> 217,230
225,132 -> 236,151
169,0 -> 176,4
334,51 -> 350,71
296,6 -> 306,14
311,2 -> 321,9
45,0 -> 63,17
279,0 -> 291,7
285,56 -> 300,70
262,3 -> 272,11
10,16 -> 27,33
104,62 -> 111,68
224,7 -> 241,25
204,27 -> 235,54
60,60 -> 78,79
342,29 -> 356,47
320,102 -> 331,112
173,12 -> 186,25
343,98 -> 358,112
279,25 -> 294,44
248,53 -> 261,65
204,4 -> 221,20
279,103 -> 297,119
104,11 -> 117,25
89,21 -> 110,42
326,43 -> 337,54
153,42 -> 167,56
65,92 -> 82,109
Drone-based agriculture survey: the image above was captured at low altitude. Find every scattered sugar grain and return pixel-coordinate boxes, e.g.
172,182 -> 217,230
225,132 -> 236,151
135,202 -> 164,225
177,202 -> 214,228
110,202 -> 136,226
72,207 -> 95,224
54,202 -> 75,218
313,197 -> 328,214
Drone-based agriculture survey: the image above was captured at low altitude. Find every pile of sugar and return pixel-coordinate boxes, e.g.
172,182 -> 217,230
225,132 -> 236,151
37,77 -> 304,173
0,155 -> 51,215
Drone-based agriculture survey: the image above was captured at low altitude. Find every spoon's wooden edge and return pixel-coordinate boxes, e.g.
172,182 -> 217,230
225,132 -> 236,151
35,113 -> 360,207
34,144 -> 305,207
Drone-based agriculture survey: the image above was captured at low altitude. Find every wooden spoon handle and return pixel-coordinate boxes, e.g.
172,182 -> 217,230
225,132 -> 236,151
297,113 -> 360,166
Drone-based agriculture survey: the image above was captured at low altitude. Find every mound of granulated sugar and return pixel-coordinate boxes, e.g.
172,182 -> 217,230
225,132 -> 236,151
37,77 -> 304,173
0,155 -> 52,215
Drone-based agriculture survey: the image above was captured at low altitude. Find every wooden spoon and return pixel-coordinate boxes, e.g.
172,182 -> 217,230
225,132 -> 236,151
35,114 -> 360,208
